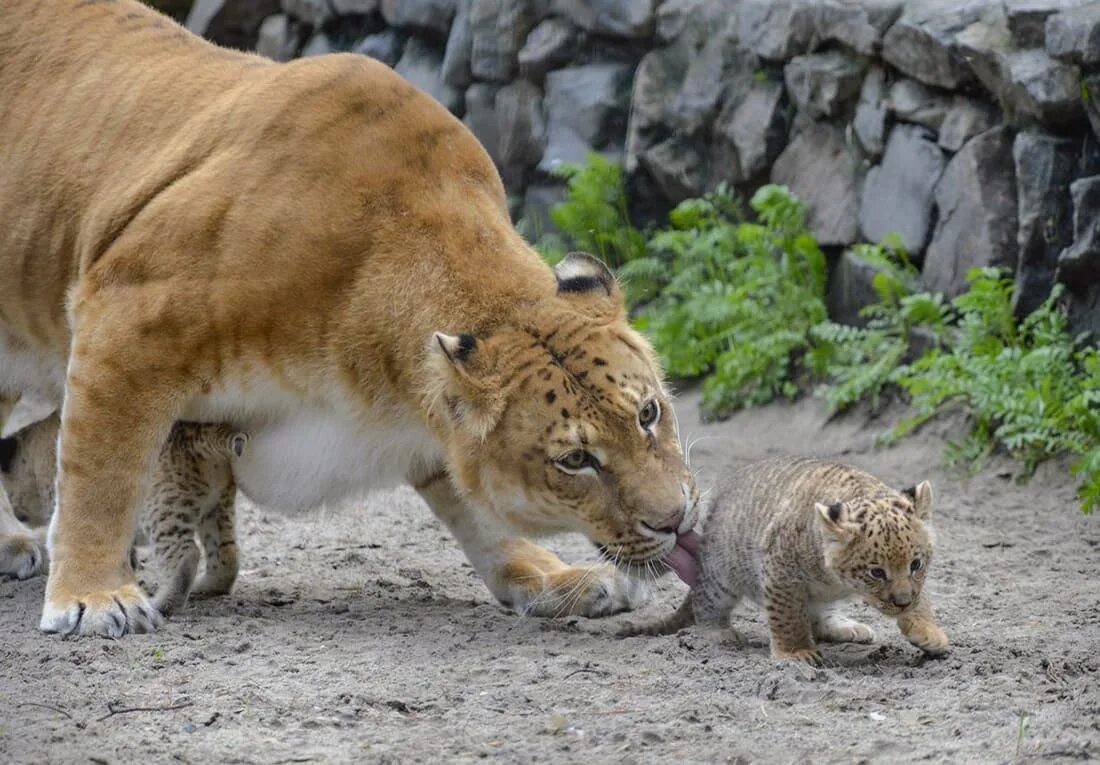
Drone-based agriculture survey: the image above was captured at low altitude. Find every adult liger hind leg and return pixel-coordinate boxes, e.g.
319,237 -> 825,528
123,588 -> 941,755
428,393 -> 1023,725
192,482 -> 239,598
40,329 -> 180,637
415,472 -> 645,617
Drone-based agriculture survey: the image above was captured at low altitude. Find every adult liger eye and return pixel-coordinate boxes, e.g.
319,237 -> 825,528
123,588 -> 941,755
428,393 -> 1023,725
556,449 -> 600,473
638,399 -> 660,429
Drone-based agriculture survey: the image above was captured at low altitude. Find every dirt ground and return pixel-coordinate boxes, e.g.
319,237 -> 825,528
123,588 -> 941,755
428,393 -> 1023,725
1,390 -> 1098,764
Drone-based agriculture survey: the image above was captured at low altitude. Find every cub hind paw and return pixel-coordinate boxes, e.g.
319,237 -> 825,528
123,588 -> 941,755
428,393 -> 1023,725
0,534 -> 47,580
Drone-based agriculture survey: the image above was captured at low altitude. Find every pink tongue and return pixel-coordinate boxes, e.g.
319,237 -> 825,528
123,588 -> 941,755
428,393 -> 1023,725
662,532 -> 700,588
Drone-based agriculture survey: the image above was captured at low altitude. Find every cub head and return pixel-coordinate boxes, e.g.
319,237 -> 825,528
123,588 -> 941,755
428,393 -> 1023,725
427,253 -> 699,573
815,481 -> 935,616
0,397 -> 59,528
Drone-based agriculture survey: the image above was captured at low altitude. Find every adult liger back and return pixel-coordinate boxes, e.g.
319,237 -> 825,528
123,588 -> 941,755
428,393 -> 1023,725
0,0 -> 698,637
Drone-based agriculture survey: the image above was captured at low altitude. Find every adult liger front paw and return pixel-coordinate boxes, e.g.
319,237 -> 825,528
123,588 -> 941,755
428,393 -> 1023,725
40,583 -> 162,638
0,534 -> 47,580
505,563 -> 648,618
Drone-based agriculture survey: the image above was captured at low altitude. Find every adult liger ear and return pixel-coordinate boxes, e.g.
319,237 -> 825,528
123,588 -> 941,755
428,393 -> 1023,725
903,481 -> 934,520
554,252 -> 624,320
815,501 -> 855,540
427,332 -> 505,441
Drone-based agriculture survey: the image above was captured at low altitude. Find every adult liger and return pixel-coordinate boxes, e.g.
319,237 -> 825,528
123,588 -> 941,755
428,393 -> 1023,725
0,0 -> 698,637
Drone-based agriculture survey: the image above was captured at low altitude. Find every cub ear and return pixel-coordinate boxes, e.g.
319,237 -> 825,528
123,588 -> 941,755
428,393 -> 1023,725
815,501 -> 854,539
427,332 -> 505,440
902,481 -> 933,520
554,252 -> 624,319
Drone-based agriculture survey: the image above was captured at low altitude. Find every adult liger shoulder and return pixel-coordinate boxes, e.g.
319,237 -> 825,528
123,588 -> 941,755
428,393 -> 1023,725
0,0 -> 698,637
625,457 -> 948,664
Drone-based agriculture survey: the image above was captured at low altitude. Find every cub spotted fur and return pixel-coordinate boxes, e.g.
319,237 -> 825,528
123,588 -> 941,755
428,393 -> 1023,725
0,401 -> 246,617
0,0 -> 697,637
624,457 -> 949,664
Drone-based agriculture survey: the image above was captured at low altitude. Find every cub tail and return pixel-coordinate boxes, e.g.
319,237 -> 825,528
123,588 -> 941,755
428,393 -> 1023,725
615,595 -> 694,637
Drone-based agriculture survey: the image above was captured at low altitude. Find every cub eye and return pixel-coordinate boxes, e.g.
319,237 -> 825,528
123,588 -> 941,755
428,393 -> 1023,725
638,399 -> 660,429
868,567 -> 888,581
910,558 -> 923,574
556,449 -> 600,473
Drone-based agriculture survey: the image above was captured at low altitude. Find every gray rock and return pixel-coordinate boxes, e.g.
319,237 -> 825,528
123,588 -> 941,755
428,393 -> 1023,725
923,126 -> 1018,297
938,96 -> 999,151
189,0 -> 280,49
522,183 -> 567,238
1007,0 -> 1093,47
853,66 -> 888,158
469,0 -> 537,82
301,31 -> 334,56
354,29 -> 405,65
712,78 -> 787,182
887,79 -> 952,130
552,0 -> 656,38
624,44 -> 690,174
827,249 -> 894,326
783,51 -> 866,120
881,0 -> 992,89
860,125 -> 946,255
282,0 -> 332,27
255,13 -> 301,61
146,0 -> 193,21
1084,73 -> 1100,139
1057,175 -> 1100,291
331,0 -> 378,14
518,18 -> 579,79
381,0 -> 456,37
540,63 -> 633,172
395,37 -> 464,115
462,83 -> 501,166
812,0 -> 905,56
673,21 -> 753,134
441,0 -> 472,86
638,137 -> 706,202
1012,131 -> 1078,315
497,80 -> 547,188
655,0 -> 727,45
736,0 -> 818,61
959,12 -> 1085,128
1045,2 -> 1100,64
771,118 -> 864,246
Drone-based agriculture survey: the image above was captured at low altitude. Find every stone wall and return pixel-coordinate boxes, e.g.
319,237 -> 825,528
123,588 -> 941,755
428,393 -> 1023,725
180,0 -> 1100,336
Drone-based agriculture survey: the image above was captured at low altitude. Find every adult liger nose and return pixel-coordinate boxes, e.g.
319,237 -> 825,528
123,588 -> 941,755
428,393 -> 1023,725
643,507 -> 685,535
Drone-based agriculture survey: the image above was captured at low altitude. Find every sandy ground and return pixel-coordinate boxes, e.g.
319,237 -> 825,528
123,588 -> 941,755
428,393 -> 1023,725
1,390 -> 1098,764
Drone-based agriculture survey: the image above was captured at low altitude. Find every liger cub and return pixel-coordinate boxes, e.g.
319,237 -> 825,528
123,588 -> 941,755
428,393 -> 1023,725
1,0 -> 697,637
623,457 -> 949,664
0,401 -> 246,617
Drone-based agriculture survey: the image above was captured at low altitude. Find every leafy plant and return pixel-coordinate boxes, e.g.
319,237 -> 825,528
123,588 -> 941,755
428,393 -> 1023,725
546,153 -> 646,269
883,269 -> 1100,512
631,184 -> 827,417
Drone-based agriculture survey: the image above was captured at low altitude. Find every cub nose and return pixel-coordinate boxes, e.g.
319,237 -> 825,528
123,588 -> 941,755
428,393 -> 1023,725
891,594 -> 912,608
642,508 -> 685,535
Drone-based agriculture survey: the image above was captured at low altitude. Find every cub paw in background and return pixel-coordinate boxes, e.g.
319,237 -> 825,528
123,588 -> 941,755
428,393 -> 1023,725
620,456 -> 949,664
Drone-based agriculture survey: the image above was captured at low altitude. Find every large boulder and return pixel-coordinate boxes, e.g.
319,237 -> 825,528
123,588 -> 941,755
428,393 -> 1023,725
812,0 -> 905,56
518,18 -> 580,80
1057,175 -> 1100,292
827,248 -> 895,326
539,63 -> 634,172
938,96 -> 999,152
552,0 -> 656,38
887,78 -> 952,131
281,0 -> 331,27
462,83 -> 502,165
187,0 -> 281,50
859,125 -> 946,255
469,0 -> 538,82
923,126 -> 1018,297
637,137 -> 707,202
711,77 -> 788,183
672,21 -> 754,135
783,51 -> 866,120
771,118 -> 864,246
441,0 -> 472,86
331,0 -> 379,13
853,66 -> 888,158
394,37 -> 464,115
300,31 -> 334,56
1083,73 -> 1100,139
655,0 -> 729,46
625,44 -> 689,174
1007,0 -> 1093,47
1045,1 -> 1100,65
380,0 -> 456,37
255,13 -> 302,61
881,0 -> 993,89
735,0 -> 818,61
497,80 -> 547,188
1012,131 -> 1078,316
354,29 -> 405,65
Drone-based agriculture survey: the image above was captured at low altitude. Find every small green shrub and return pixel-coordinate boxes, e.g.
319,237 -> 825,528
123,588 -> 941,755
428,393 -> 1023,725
630,184 -> 827,417
546,154 -> 646,269
883,269 -> 1100,512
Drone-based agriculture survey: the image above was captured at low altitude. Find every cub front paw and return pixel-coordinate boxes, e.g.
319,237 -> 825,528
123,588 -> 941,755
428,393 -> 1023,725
507,563 -> 648,618
0,534 -> 47,580
905,622 -> 949,656
40,582 -> 162,638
